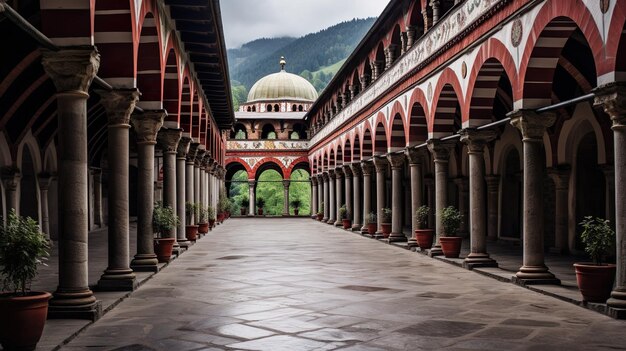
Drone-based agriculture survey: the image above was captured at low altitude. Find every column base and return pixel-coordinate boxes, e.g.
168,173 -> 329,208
130,254 -> 159,272
360,226 -> 368,234
326,219 -> 335,225
311,215 -> 317,219
373,231 -> 385,240
607,290 -> 626,319
388,232 -> 407,243
407,238 -> 417,249
334,220 -> 342,227
97,268 -> 137,291
428,246 -> 443,257
178,240 -> 192,249
463,254 -> 498,269
48,289 -> 102,321
323,217 -> 329,223
513,265 -> 561,285
351,224 -> 361,231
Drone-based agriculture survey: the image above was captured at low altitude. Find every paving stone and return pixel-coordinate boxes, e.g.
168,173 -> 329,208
227,335 -> 328,351
396,320 -> 486,338
212,323 -> 275,340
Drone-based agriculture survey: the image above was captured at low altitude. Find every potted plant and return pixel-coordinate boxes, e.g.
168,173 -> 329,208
197,204 -> 209,235
185,202 -> 199,241
257,197 -> 265,216
574,216 -> 616,303
291,198 -> 302,216
317,202 -> 324,221
207,206 -> 216,229
366,211 -> 377,236
239,196 -> 249,216
380,208 -> 392,238
440,206 -> 463,258
339,204 -> 351,229
415,206 -> 434,249
228,199 -> 237,219
153,203 -> 179,261
0,209 -> 51,351
217,196 -> 229,223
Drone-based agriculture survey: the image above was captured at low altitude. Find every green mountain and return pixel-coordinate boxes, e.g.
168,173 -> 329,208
228,17 -> 377,109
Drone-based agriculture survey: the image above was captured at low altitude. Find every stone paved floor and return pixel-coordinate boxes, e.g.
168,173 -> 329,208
54,218 -> 626,351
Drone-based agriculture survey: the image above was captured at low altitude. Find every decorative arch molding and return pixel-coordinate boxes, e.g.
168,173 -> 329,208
0,132 -> 13,168
493,125 -> 523,174
287,157 -> 311,176
16,130 -> 42,175
43,142 -> 58,174
603,0 -> 626,80
225,157 -> 253,179
250,157 -> 289,179
430,67 -> 464,137
558,103 -> 607,165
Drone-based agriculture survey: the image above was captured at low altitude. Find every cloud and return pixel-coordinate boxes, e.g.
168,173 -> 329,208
220,0 -> 390,49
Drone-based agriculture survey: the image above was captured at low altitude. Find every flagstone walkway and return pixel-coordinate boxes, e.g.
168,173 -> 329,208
56,218 -> 625,351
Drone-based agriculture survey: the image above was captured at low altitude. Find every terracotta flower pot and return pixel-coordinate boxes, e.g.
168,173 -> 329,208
317,213 -> 323,221
258,208 -> 264,216
153,238 -> 175,263
294,209 -> 299,216
574,263 -> 616,303
367,223 -> 377,235
342,219 -> 351,229
240,208 -> 246,216
440,236 -> 463,258
0,291 -> 51,351
217,213 -> 224,223
186,225 -> 198,241
381,223 -> 392,238
197,222 -> 209,234
415,229 -> 435,249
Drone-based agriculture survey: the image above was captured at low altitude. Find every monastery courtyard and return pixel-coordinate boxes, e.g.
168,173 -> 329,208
39,218 -> 626,351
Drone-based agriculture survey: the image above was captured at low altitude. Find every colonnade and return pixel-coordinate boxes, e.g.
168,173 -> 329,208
39,47 -> 226,320
311,97 -> 626,317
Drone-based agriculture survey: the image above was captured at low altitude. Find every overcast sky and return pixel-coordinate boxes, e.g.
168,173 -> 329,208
220,0 -> 390,49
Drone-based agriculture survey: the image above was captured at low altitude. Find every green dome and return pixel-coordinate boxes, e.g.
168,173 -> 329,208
247,68 -> 318,103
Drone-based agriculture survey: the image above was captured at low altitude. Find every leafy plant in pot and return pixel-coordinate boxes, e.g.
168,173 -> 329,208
217,196 -> 229,223
415,206 -> 434,249
257,197 -> 265,216
366,211 -> 377,236
439,206 -> 463,258
317,202 -> 324,221
0,209 -> 51,351
339,204 -> 351,229
184,202 -> 199,241
239,196 -> 249,216
574,216 -> 616,303
291,198 -> 302,216
207,206 -> 216,229
380,208 -> 392,238
197,204 -> 209,235
154,203 -> 179,261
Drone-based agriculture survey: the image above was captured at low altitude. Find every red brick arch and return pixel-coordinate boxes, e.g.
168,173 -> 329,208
251,157 -> 287,180
431,68 -> 464,136
407,87 -> 430,145
388,100 -> 406,151
604,0 -> 626,75
287,156 -> 311,178
361,122 -> 374,159
225,157 -> 253,179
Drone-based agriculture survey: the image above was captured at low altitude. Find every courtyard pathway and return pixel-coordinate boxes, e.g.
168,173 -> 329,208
59,218 -> 626,351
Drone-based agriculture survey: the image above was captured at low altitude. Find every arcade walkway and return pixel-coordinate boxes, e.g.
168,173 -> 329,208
49,219 -> 625,350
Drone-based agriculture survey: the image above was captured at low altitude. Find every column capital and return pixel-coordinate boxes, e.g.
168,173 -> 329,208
195,149 -> 206,166
342,164 -> 353,177
387,153 -> 406,170
311,176 -> 318,186
509,109 -> 556,140
131,110 -> 165,145
322,172 -> 330,181
594,82 -> 626,128
248,179 -> 256,187
157,128 -> 183,153
282,179 -> 290,188
373,156 -> 389,173
548,164 -> 571,190
361,160 -> 375,175
334,167 -> 344,178
97,88 -> 140,126
1,166 -> 21,191
427,139 -> 455,161
405,147 -> 426,165
485,175 -> 500,192
187,142 -> 200,163
328,169 -> 336,179
459,128 -> 497,153
41,46 -> 100,94
38,173 -> 55,190
177,136 -> 192,159
350,162 -> 362,176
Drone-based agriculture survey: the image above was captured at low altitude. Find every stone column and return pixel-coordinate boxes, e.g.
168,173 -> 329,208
360,161 -> 374,233
406,25 -> 417,49
317,175 -> 324,216
37,174 -> 54,239
283,180 -> 290,216
323,172 -> 330,222
460,129 -> 498,268
510,109 -> 559,284
548,165 -> 571,254
373,156 -> 388,239
186,143 -> 198,224
594,83 -> 626,315
97,88 -> 140,291
176,137 -> 191,247
311,176 -> 318,219
248,180 -> 255,216
328,170 -> 336,224
425,177 -> 435,228
1,168 -> 20,212
388,153 -> 407,242
42,47 -> 102,318
91,168 -> 103,227
343,165 -> 353,226
405,149 -> 424,244
130,111 -> 164,273
334,167 -> 344,226
195,149 -> 205,208
350,163 -> 362,231
485,175 -> 500,241
430,0 -> 441,25
427,140 -> 455,255
454,177 -> 469,237
157,128 -> 182,244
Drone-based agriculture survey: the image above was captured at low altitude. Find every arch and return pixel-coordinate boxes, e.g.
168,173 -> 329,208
408,88 -> 430,145
373,116 -> 387,155
431,68 -> 464,137
336,141 -> 345,167
135,12 -> 163,109
557,103 -> 607,165
351,70 -> 360,97
162,45 -> 180,126
261,123 -> 276,139
343,138 -> 352,164
352,132 -> 361,162
605,0 -> 626,78
362,124 -> 374,158
388,111 -> 406,152
231,123 -> 248,139
518,4 -> 603,108
225,159 -> 252,182
251,157 -> 286,180
363,57 -> 372,85
94,0 -> 135,87
274,103 -> 280,112
289,167 -> 311,216
16,131 -> 42,176
328,148 -> 336,170
407,0 -> 425,35
288,157 -> 311,176
18,140 -> 40,221
179,75 -> 193,134
375,42 -> 386,76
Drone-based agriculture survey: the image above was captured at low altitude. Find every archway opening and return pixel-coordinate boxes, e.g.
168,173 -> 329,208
256,169 -> 284,216
228,170 -> 250,215
501,148 -> 521,239
261,124 -> 276,139
289,168 -> 311,216
20,146 -> 38,220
